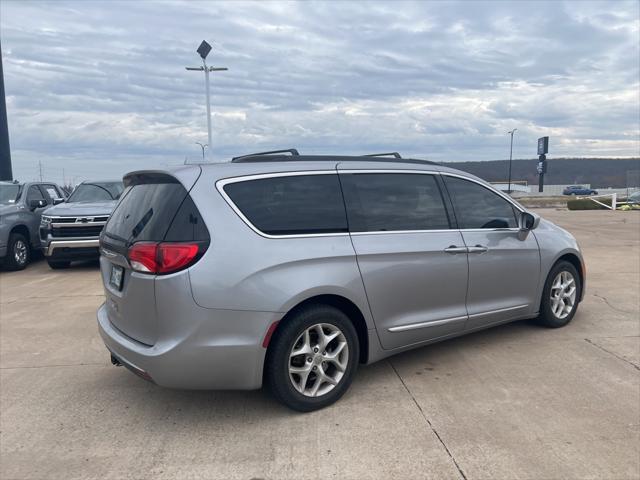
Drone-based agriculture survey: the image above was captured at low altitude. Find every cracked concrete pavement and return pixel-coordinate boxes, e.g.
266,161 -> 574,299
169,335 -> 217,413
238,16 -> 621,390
0,209 -> 638,479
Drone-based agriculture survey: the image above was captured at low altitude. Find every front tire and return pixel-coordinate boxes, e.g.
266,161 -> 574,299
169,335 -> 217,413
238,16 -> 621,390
537,261 -> 581,328
5,233 -> 30,270
265,305 -> 359,412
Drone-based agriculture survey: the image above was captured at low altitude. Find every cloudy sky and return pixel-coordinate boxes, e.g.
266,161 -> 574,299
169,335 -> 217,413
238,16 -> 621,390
1,0 -> 639,184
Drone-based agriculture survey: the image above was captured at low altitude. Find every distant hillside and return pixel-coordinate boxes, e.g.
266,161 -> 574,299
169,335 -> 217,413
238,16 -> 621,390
443,158 -> 640,188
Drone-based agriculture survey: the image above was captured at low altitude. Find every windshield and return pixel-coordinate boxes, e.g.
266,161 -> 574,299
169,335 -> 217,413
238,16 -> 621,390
0,184 -> 21,205
67,182 -> 124,203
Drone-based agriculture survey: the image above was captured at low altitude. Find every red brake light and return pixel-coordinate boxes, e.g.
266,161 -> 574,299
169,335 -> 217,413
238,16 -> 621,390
157,243 -> 200,273
128,242 -> 158,273
128,242 -> 202,274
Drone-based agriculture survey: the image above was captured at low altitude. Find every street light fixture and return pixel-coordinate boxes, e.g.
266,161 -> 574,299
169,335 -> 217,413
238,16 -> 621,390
195,142 -> 207,161
507,128 -> 517,194
186,40 -> 228,162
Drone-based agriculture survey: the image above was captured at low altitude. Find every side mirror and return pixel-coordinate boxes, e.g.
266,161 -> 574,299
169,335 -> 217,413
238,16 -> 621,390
519,211 -> 540,231
53,198 -> 65,205
29,199 -> 48,210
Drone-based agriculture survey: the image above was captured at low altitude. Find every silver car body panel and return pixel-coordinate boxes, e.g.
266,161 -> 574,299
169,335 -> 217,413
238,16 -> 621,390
97,158 -> 585,390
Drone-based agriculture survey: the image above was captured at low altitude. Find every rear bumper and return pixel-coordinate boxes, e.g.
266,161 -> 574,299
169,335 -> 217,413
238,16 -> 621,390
97,302 -> 279,390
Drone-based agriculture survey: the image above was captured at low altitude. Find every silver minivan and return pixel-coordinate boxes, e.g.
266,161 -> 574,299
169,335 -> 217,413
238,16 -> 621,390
97,152 -> 585,411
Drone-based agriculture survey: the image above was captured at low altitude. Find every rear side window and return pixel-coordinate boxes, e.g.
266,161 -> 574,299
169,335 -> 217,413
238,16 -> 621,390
164,196 -> 209,242
340,173 -> 450,232
223,174 -> 347,236
104,182 -> 208,244
444,176 -> 518,229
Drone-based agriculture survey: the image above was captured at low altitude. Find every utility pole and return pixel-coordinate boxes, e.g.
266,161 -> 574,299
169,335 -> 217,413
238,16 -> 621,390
186,41 -> 228,162
195,142 -> 207,161
507,128 -> 517,194
38,160 -> 43,181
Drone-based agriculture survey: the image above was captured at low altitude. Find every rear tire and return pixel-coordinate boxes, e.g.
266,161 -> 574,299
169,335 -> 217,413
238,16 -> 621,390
265,304 -> 359,412
537,261 -> 581,328
5,233 -> 30,270
47,260 -> 71,269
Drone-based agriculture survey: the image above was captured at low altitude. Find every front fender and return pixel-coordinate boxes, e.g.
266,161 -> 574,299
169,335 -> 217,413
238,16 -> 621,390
532,219 -> 585,310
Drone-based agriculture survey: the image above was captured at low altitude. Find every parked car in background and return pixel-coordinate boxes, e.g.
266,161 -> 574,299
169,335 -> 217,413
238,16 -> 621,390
40,180 -> 124,269
97,151 -> 585,412
563,185 -> 598,196
0,180 -> 66,270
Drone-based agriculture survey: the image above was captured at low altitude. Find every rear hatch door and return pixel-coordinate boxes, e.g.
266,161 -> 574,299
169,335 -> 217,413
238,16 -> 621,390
99,168 -> 204,345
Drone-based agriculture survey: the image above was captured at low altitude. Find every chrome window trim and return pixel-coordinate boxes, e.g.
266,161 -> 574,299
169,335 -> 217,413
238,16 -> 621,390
459,228 -> 520,233
216,169 -> 526,238
350,229 -> 454,236
350,228 -> 520,236
216,170 -> 350,239
338,169 -> 439,175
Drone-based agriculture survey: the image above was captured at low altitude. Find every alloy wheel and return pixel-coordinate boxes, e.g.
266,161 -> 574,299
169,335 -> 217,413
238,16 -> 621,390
288,323 -> 349,397
550,271 -> 576,319
13,240 -> 28,266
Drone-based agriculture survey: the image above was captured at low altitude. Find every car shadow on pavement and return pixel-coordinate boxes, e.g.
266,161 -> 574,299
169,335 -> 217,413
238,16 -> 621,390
94,318 -> 546,419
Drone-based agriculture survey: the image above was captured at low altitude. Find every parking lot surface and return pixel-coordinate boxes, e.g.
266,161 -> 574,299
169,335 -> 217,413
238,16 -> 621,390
1,209 -> 638,480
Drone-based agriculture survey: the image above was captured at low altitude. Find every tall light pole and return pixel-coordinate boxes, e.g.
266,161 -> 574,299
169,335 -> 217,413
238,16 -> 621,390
195,142 -> 207,161
186,40 -> 228,162
0,41 -> 12,180
507,128 -> 517,194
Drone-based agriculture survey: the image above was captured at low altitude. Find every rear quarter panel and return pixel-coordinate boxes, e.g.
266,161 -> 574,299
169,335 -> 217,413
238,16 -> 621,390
185,170 -> 375,330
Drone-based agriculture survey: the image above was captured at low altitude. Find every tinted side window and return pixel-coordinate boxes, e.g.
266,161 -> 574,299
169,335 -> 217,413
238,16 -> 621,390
27,185 -> 45,202
164,195 -> 209,242
341,173 -> 450,232
444,176 -> 518,229
223,174 -> 347,235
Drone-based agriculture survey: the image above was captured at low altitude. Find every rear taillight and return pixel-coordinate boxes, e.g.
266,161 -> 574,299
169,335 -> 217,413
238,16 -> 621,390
128,241 -> 204,274
157,243 -> 200,273
128,242 -> 158,273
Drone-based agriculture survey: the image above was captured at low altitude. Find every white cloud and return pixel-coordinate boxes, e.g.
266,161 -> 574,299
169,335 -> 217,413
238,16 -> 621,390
1,0 -> 638,183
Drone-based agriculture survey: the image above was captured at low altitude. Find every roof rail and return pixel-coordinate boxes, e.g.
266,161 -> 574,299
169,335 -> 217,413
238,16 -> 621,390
232,149 -> 299,162
364,152 -> 402,159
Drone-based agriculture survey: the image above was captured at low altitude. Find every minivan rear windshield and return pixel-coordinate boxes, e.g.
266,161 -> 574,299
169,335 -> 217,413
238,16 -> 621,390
103,182 -> 208,245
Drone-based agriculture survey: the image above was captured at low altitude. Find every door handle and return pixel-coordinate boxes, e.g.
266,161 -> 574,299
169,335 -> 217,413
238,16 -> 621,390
467,245 -> 489,254
444,246 -> 468,254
